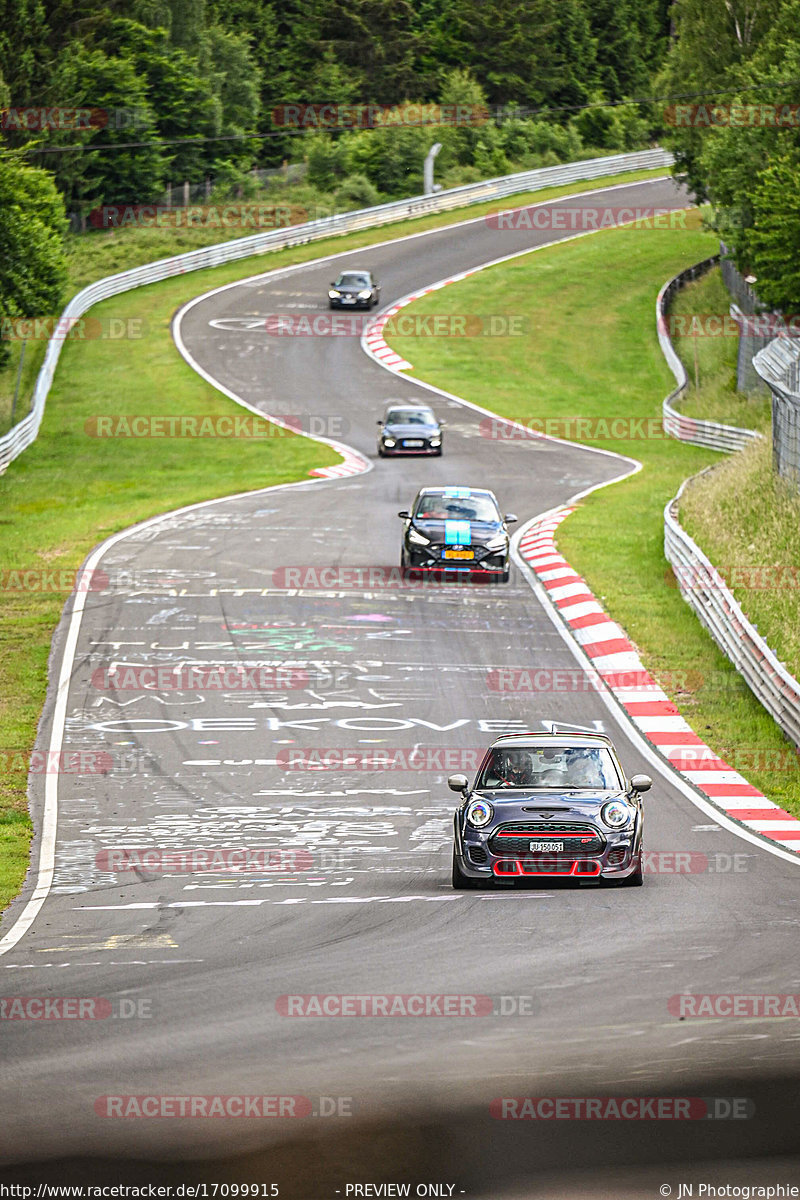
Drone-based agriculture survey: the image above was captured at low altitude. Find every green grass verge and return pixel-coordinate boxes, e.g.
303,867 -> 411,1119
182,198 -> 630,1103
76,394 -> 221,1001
670,267 -> 771,432
680,437 -> 800,684
0,165 -> 676,914
384,220 -> 800,816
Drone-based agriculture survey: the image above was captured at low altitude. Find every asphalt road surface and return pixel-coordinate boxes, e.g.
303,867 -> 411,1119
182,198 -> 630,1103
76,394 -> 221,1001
2,177 -> 799,1195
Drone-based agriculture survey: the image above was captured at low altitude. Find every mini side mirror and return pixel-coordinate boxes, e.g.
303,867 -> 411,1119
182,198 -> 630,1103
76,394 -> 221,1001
397,510 -> 410,519
439,420 -> 447,426
504,513 -> 518,524
630,774 -> 652,792
376,419 -> 384,425
448,773 -> 469,793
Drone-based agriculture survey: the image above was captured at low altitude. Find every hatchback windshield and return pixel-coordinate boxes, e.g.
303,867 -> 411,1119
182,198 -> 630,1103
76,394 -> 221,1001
336,273 -> 370,287
386,409 -> 435,426
414,494 -> 501,522
476,746 -> 622,789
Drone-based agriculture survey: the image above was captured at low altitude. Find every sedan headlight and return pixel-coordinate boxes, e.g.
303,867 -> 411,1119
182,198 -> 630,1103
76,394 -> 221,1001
357,289 -> 372,299
328,290 -> 341,298
601,800 -> 633,829
408,526 -> 431,545
466,798 -> 493,828
485,532 -> 509,552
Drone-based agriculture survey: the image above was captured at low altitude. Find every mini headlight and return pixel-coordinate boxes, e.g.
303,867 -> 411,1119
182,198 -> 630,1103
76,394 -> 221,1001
466,798 -> 493,828
429,437 -> 441,447
357,289 -> 372,299
601,800 -> 632,829
383,437 -> 396,448
408,526 -> 430,545
485,532 -> 508,552
328,289 -> 341,298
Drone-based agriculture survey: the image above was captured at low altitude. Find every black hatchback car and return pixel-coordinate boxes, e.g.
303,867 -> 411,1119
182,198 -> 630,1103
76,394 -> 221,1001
450,731 -> 651,888
398,486 -> 517,582
328,269 -> 380,309
377,403 -> 444,457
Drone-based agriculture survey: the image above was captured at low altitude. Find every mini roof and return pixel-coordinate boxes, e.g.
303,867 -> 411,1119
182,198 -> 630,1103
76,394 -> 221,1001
490,731 -> 614,748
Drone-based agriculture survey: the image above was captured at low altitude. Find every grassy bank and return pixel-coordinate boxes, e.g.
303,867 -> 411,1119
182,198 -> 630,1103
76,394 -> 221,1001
0,165 -> 672,913
384,221 -> 800,815
669,267 -> 771,432
680,438 -> 800,683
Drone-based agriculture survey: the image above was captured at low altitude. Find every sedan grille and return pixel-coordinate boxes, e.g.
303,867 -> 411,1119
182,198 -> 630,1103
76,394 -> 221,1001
489,822 -> 605,858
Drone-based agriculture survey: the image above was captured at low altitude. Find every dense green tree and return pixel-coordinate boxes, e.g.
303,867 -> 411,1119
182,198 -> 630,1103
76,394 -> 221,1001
0,148 -> 67,369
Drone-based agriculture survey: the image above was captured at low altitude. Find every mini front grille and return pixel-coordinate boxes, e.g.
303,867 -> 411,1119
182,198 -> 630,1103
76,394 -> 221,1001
489,822 -> 604,859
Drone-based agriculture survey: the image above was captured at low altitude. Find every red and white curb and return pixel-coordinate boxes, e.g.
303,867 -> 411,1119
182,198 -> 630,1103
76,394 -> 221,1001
519,508 -> 800,854
308,440 -> 369,479
362,272 -> 479,374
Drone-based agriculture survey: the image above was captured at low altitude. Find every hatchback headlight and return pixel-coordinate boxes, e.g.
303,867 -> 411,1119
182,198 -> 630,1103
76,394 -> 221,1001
466,798 -> 493,828
408,526 -> 430,545
328,289 -> 341,298
383,437 -> 396,448
601,800 -> 633,829
357,289 -> 372,299
485,532 -> 508,552
430,437 -> 441,447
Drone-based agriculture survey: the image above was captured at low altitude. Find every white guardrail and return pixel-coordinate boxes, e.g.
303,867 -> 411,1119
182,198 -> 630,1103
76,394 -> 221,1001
0,147 -> 673,474
664,479 -> 800,748
657,257 -> 762,452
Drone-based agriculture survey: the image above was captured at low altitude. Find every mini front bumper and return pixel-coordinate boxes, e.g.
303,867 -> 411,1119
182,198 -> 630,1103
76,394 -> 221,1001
454,815 -> 643,881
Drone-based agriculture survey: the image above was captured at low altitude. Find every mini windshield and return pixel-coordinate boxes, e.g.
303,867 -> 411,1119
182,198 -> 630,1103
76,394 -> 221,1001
336,273 -> 370,287
476,746 -> 622,789
387,409 -> 435,426
414,494 -> 500,522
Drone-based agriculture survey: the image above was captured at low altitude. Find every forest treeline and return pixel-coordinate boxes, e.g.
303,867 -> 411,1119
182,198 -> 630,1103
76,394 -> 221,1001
1,0 -> 799,368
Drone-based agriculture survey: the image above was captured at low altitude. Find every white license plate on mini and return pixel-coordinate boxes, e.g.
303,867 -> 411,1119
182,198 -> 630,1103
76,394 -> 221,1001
530,841 -> 564,852
404,440 -> 424,447
341,296 -> 356,303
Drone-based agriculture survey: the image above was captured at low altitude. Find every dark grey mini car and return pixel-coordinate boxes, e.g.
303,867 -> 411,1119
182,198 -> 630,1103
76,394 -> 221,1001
328,269 -> 380,309
377,403 -> 444,457
450,731 -> 651,888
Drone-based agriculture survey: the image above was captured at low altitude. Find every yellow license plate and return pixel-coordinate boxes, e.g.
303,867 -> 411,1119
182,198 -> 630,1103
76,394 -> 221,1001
443,549 -> 474,560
